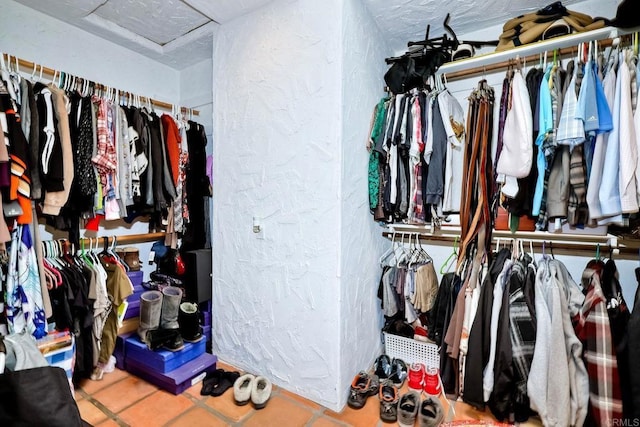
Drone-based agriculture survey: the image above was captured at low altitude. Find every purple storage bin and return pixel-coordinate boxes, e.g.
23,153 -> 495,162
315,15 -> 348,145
124,298 -> 140,319
124,335 -> 206,373
203,325 -> 211,342
115,332 -> 135,370
201,311 -> 211,327
126,352 -> 217,395
127,270 -> 144,288
198,300 -> 212,313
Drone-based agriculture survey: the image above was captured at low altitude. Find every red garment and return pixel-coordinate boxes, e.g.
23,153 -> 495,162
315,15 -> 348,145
161,114 -> 181,186
575,268 -> 623,426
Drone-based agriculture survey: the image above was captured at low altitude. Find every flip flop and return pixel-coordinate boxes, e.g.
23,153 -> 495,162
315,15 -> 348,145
211,371 -> 241,397
200,369 -> 225,395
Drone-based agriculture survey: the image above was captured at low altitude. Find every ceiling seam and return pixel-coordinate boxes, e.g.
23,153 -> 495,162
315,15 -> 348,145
179,0 -> 220,25
85,0 -> 110,17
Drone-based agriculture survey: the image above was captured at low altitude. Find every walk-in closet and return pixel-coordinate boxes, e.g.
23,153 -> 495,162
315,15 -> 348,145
1,0 -> 639,426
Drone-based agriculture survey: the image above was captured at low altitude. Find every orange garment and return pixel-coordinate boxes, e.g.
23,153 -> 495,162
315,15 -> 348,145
161,114 -> 181,186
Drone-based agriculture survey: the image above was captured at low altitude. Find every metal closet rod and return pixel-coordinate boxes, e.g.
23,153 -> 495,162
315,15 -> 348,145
437,27 -> 628,82
1,53 -> 199,116
381,224 -> 640,258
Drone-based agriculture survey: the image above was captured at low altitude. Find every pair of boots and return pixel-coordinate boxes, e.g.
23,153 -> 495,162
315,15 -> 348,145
138,287 -> 203,351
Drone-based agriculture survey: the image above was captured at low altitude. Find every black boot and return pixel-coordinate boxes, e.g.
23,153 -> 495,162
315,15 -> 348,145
179,302 -> 203,343
147,328 -> 184,352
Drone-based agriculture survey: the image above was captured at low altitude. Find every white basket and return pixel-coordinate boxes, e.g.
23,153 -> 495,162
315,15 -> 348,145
383,332 -> 439,369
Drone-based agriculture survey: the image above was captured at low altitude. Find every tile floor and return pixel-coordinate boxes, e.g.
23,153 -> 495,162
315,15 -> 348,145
76,360 -> 543,427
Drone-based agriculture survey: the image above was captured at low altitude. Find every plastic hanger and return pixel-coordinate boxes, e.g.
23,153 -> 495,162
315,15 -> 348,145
440,236 -> 458,274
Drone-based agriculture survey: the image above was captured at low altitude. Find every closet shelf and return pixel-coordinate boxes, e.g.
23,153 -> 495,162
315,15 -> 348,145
2,53 -> 199,116
436,26 -> 624,81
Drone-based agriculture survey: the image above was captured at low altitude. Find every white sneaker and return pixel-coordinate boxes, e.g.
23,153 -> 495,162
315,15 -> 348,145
251,376 -> 272,409
233,374 -> 255,405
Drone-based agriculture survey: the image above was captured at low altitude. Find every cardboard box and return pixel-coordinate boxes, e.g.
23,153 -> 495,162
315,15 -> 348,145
124,335 -> 206,373
126,352 -> 217,395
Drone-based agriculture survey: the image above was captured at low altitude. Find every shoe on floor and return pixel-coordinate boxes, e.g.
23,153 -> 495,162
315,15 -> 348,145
374,354 -> 392,379
200,368 -> 225,395
407,362 -> 425,391
251,376 -> 272,409
378,380 -> 398,423
211,371 -> 240,397
233,373 -> 255,405
347,371 -> 378,409
389,358 -> 407,387
397,390 -> 421,427
419,396 -> 444,427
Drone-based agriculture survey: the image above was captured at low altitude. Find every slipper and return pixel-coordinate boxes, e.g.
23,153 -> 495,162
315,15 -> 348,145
200,369 -> 225,395
211,371 -> 241,397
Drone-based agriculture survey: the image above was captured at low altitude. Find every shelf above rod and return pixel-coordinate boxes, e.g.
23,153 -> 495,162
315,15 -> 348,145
436,26 -> 623,81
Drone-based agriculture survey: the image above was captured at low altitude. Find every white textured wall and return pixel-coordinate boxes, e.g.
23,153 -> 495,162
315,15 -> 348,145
338,0 -> 389,411
0,0 -> 181,280
211,0 -> 344,410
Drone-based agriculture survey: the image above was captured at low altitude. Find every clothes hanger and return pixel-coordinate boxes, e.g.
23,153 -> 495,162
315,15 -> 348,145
440,236 -> 458,275
380,231 -> 397,267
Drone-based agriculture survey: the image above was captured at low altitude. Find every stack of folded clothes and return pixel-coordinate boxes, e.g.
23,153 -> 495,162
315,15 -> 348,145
496,1 -> 606,51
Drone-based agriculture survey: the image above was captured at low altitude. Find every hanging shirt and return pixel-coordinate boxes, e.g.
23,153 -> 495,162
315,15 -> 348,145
532,66 -> 553,216
588,65 -> 617,220
599,55 -> 623,218
438,89 -> 465,212
576,267 -> 623,426
617,53 -> 639,214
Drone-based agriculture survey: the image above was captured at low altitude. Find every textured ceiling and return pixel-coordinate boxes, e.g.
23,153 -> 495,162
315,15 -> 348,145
13,0 -> 603,69
12,0 -> 275,69
93,0 -> 210,45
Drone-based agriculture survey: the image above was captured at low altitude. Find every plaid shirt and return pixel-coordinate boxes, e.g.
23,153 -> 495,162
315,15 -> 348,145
575,268 -> 623,426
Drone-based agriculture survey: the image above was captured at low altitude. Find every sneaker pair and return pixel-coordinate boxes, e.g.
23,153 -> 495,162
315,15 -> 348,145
233,373 -> 272,409
374,355 -> 408,387
397,391 -> 443,427
408,363 -> 441,396
347,371 -> 379,409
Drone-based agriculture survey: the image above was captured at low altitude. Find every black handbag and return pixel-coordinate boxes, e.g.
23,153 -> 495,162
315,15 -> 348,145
0,365 -> 85,426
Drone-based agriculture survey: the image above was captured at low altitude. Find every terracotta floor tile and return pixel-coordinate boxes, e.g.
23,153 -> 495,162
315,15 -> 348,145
243,395 -> 314,427
183,381 -> 207,400
76,399 -> 108,425
325,395 -> 381,426
166,406 -> 230,427
95,418 -> 120,427
309,416 -> 354,427
279,388 -> 321,410
79,368 -> 130,394
92,375 -> 158,413
118,390 -> 194,427
203,388 -> 253,422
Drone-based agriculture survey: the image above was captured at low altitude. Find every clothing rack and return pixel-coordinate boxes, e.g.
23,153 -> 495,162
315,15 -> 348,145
0,52 -> 199,117
380,224 -> 640,258
436,26 -> 627,82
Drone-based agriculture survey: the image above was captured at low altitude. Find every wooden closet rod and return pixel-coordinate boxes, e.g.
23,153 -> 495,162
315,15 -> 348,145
441,33 -> 620,82
1,53 -> 199,116
77,232 -> 166,246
